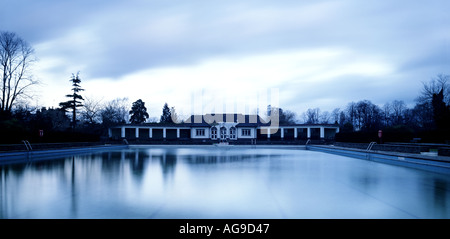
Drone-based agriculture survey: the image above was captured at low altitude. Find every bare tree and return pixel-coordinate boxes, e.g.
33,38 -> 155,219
305,108 -> 320,124
416,74 -> 450,105
81,96 -> 103,124
413,74 -> 450,130
354,100 -> 382,131
101,97 -> 129,127
346,102 -> 357,128
391,100 -> 407,125
0,31 -> 37,115
331,108 -> 341,124
320,110 -> 331,124
381,102 -> 391,127
268,106 -> 297,124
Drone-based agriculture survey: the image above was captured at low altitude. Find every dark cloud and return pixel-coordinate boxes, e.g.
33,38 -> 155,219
399,44 -> 450,73
1,0 -> 121,42
1,0 -> 449,112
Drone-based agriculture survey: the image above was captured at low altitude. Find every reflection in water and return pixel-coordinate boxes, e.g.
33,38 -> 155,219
0,147 -> 449,219
432,178 -> 448,218
129,150 -> 148,186
0,167 -> 5,218
159,153 -> 177,183
349,163 -> 380,192
71,157 -> 77,217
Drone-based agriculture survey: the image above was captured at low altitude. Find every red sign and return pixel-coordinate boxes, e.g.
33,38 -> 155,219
378,130 -> 382,138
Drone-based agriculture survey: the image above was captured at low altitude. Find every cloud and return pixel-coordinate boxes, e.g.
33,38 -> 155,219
72,47 -> 397,119
2,0 -> 449,117
25,0 -> 349,78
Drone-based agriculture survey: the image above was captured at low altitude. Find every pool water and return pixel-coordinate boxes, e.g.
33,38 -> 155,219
1,146 -> 449,218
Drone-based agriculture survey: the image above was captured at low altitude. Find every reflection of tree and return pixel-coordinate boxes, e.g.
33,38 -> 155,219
0,166 -> 7,218
0,157 -> 69,218
184,153 -> 268,164
159,153 -> 177,182
130,151 -> 148,172
99,150 -> 150,185
129,150 -> 149,185
432,178 -> 448,217
349,167 -> 379,192
100,151 -> 123,179
70,156 -> 77,217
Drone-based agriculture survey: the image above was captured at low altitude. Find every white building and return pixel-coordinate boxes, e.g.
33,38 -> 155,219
109,113 -> 339,142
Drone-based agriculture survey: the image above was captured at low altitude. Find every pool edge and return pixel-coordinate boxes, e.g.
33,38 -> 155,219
309,145 -> 450,175
0,145 -> 129,164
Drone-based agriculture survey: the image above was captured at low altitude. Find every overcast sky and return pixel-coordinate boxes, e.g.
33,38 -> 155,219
1,0 -> 449,120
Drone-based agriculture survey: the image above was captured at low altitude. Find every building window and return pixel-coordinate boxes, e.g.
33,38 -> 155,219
230,127 -> 237,139
220,127 -> 227,139
242,129 -> 251,136
196,129 -> 205,136
211,127 -> 217,139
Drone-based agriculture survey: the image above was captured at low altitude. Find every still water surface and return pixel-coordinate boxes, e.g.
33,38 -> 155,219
1,146 -> 449,218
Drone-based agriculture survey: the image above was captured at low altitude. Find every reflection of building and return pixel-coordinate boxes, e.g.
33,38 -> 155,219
109,114 -> 339,142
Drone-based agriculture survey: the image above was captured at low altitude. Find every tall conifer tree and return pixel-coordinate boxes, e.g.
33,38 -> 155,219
160,103 -> 172,123
59,72 -> 84,129
129,99 -> 149,124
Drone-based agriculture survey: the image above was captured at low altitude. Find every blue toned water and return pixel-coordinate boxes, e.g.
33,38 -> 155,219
1,146 -> 449,218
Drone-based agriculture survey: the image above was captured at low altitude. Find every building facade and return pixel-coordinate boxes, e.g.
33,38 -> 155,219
109,114 -> 339,142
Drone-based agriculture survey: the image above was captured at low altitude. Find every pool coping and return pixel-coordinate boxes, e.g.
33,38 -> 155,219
310,145 -> 450,161
0,144 -> 129,164
309,145 -> 450,174
129,144 -> 307,149
0,144 -> 307,163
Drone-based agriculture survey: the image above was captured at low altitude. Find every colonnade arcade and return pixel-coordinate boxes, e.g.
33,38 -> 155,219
109,125 -> 339,140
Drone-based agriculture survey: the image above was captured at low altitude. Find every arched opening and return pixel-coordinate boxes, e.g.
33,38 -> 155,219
229,127 -> 237,139
220,127 -> 227,139
211,126 -> 218,139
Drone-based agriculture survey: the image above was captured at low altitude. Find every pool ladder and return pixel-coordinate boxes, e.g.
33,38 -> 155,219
22,140 -> 32,151
366,142 -> 376,152
305,139 -> 311,150
366,142 -> 377,160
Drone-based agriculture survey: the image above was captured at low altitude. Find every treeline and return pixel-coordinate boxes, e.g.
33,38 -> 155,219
299,74 -> 450,143
1,75 -> 449,144
0,96 -> 181,144
1,74 -> 449,144
0,98 -> 124,144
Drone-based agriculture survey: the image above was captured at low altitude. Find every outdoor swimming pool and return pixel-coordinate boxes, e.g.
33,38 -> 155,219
1,146 -> 449,218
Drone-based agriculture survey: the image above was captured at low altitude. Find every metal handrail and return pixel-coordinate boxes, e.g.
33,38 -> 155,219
366,142 -> 377,151
305,139 -> 312,150
22,140 -> 32,151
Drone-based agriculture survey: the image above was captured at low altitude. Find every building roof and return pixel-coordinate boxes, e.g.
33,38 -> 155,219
111,113 -> 339,128
185,113 -> 269,126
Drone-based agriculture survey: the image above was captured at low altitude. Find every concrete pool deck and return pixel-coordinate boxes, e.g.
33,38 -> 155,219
311,144 -> 450,162
309,145 -> 450,174
0,144 -> 128,164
